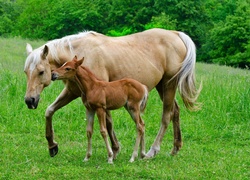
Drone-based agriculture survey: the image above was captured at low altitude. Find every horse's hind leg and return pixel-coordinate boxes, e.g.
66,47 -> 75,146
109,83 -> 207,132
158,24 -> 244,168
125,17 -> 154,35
145,82 -> 177,158
45,88 -> 78,157
106,110 -> 120,159
171,100 -> 183,155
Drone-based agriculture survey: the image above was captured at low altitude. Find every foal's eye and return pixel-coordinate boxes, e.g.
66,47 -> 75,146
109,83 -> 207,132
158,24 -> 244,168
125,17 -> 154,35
39,71 -> 44,75
65,68 -> 71,71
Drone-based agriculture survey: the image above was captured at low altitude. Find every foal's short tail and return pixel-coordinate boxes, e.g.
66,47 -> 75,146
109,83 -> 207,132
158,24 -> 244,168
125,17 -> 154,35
140,85 -> 149,113
174,32 -> 202,111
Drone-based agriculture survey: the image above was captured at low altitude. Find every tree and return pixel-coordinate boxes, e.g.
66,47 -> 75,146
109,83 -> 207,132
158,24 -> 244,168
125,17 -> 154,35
204,0 -> 250,67
13,0 -> 51,39
0,0 -> 22,36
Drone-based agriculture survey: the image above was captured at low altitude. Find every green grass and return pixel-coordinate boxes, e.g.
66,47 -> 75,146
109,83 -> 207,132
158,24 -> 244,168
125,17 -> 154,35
1,37 -> 250,179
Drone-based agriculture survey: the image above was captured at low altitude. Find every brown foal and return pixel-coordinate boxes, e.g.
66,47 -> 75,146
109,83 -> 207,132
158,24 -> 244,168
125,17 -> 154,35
52,56 -> 148,163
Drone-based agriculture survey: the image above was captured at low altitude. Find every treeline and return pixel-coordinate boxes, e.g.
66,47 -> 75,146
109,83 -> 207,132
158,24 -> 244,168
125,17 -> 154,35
1,0 -> 249,68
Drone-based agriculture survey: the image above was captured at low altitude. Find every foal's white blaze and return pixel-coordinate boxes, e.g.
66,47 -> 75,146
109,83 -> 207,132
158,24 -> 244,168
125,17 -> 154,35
61,62 -> 68,67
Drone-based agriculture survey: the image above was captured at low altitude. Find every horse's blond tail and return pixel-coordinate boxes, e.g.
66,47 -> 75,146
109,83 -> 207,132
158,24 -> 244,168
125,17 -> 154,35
175,32 -> 202,111
140,85 -> 148,113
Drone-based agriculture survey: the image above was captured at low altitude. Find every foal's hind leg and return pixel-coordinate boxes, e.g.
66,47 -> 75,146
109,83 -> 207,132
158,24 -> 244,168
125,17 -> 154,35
96,108 -> 113,164
106,110 -> 120,159
171,100 -> 183,155
126,105 -> 145,162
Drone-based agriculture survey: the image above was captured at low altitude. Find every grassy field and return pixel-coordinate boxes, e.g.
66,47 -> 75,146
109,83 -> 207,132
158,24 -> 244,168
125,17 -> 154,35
0,37 -> 250,179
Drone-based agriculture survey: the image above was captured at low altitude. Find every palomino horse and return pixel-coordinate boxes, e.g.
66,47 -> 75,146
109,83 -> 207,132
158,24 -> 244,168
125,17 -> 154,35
51,56 -> 148,163
24,28 -> 201,159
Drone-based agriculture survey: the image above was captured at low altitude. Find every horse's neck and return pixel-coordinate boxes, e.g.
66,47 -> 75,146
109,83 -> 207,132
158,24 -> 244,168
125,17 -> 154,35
47,32 -> 93,68
75,66 -> 99,94
48,54 -> 71,71
47,44 -> 73,69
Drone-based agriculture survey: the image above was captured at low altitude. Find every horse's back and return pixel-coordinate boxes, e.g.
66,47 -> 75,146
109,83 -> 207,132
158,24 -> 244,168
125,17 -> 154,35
77,29 -> 188,90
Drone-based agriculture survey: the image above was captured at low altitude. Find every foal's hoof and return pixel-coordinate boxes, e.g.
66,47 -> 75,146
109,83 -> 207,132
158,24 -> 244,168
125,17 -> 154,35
49,145 -> 58,157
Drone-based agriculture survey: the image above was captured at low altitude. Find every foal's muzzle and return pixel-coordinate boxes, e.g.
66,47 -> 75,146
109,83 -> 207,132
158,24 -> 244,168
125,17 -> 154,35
51,73 -> 58,81
25,96 -> 40,109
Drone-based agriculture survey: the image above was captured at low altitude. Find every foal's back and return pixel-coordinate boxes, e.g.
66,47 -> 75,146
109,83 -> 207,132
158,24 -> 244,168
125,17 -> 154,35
98,78 -> 147,110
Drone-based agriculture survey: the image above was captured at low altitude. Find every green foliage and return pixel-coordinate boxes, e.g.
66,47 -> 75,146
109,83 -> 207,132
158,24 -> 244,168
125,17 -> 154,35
14,0 -> 51,39
0,0 -> 249,68
107,27 -> 133,37
0,0 -> 22,37
145,12 -> 177,30
203,0 -> 250,68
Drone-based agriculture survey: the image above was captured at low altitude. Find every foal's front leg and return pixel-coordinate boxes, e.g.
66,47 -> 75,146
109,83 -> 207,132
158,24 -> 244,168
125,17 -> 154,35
96,108 -> 113,164
83,109 -> 95,162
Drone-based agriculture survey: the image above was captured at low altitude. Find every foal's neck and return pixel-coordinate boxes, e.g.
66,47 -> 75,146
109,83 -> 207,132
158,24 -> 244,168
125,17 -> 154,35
75,66 -> 99,94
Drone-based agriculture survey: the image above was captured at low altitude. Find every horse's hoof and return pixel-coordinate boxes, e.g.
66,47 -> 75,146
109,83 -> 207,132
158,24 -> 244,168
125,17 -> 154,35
83,158 -> 89,162
129,158 -> 135,163
144,148 -> 159,159
112,142 -> 121,160
170,145 -> 182,156
49,145 -> 58,157
108,160 -> 114,164
170,149 -> 178,156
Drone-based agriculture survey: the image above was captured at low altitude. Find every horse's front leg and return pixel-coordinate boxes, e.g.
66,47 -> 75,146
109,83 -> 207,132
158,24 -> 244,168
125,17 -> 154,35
83,109 -> 95,162
106,110 -> 120,159
96,108 -> 113,164
45,88 -> 78,157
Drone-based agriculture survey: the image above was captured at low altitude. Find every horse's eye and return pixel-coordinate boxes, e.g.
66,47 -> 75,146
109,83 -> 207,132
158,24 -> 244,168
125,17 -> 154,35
39,71 -> 44,75
65,68 -> 71,71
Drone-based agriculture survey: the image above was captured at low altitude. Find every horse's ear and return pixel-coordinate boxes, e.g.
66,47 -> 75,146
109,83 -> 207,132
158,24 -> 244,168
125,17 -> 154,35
41,45 -> 49,60
26,43 -> 33,55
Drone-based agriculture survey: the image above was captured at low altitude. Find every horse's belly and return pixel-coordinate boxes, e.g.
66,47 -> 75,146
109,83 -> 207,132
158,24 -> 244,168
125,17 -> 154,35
108,61 -> 163,91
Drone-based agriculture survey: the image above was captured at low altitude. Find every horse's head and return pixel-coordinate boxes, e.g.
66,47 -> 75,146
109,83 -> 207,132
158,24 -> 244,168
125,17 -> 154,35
51,56 -> 84,81
24,44 -> 52,109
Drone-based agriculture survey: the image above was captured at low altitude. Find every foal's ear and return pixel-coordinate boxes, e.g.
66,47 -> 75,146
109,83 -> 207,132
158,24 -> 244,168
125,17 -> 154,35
26,43 -> 33,55
41,45 -> 49,60
76,57 -> 84,67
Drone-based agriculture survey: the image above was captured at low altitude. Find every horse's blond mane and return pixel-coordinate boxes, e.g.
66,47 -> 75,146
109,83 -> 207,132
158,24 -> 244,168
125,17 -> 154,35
46,31 -> 96,63
25,31 -> 96,72
24,47 -> 43,71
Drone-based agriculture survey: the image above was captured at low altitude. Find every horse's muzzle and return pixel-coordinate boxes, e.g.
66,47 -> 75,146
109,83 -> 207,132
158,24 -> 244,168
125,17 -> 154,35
25,96 -> 40,109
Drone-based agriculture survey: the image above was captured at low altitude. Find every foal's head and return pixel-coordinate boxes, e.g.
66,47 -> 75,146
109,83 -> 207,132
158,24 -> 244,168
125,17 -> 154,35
51,56 -> 84,81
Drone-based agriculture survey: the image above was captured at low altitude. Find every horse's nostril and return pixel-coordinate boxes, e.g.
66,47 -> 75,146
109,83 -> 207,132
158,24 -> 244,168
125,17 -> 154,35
31,97 -> 35,104
25,97 -> 39,109
25,97 -> 33,105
